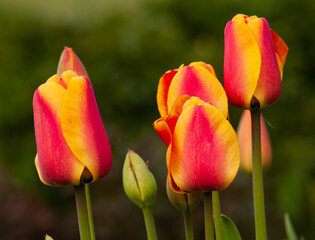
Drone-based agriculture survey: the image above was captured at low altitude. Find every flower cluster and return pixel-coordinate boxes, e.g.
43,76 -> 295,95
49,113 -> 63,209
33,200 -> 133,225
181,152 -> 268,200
32,13 -> 289,240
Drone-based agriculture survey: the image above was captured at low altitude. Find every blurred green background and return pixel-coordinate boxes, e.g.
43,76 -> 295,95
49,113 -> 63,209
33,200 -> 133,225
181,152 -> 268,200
0,0 -> 314,239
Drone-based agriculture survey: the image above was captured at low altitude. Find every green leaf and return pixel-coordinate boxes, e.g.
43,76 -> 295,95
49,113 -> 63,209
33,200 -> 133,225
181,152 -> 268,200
284,213 -> 299,240
221,214 -> 242,240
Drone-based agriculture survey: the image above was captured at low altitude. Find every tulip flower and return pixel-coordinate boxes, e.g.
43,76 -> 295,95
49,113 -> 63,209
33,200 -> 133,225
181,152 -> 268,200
154,62 -> 229,147
156,97 -> 240,193
157,61 -> 228,119
224,14 -> 288,109
237,110 -> 272,172
33,53 -> 112,186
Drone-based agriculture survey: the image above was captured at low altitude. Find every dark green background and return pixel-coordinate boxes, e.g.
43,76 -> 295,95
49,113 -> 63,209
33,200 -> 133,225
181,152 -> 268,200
0,0 -> 314,239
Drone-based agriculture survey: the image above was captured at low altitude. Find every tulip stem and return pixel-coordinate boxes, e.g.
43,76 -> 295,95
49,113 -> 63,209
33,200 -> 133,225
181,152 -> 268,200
85,184 -> 96,240
204,192 -> 214,240
142,207 -> 158,240
74,184 -> 91,240
251,108 -> 267,240
212,191 -> 223,240
183,210 -> 194,240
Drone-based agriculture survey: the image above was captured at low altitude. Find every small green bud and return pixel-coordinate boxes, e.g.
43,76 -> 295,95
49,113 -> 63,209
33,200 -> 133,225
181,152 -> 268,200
123,149 -> 157,209
166,178 -> 202,213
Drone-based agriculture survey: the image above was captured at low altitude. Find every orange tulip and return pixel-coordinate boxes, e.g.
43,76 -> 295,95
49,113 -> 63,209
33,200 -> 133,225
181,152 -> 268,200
224,14 -> 288,109
237,110 -> 272,172
33,48 -> 112,186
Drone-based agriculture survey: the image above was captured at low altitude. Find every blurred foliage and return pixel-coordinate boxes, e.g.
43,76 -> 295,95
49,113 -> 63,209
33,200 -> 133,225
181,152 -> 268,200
0,0 -> 314,239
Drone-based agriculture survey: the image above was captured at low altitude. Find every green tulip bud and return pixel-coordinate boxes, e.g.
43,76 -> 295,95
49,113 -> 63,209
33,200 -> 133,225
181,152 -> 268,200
123,149 -> 157,209
166,178 -> 202,213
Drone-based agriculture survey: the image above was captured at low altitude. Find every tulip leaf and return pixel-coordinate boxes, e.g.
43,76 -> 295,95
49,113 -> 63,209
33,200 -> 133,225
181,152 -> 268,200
221,214 -> 242,240
284,213 -> 299,240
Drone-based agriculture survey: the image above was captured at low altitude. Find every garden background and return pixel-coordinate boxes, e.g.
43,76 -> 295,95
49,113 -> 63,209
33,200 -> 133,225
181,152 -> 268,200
0,0 -> 314,239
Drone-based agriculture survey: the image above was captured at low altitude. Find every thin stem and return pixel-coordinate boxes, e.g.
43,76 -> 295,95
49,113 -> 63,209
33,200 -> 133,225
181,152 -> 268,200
85,184 -> 96,240
204,192 -> 214,240
183,210 -> 194,240
212,191 -> 223,240
74,185 -> 91,240
142,207 -> 158,240
251,108 -> 267,240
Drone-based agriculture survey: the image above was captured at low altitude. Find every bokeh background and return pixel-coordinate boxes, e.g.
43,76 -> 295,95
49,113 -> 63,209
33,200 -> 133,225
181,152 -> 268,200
0,0 -> 314,239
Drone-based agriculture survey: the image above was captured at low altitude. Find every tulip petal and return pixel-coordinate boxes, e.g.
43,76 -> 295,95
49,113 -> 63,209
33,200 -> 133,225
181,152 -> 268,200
57,47 -> 88,77
33,81 -> 84,185
270,30 -> 289,79
167,65 -> 228,118
154,95 -> 191,147
247,18 -> 281,107
168,170 -> 186,194
61,76 -> 112,182
157,69 -> 178,117
237,110 -> 272,172
189,62 -> 217,78
153,118 -> 172,146
169,104 -> 240,191
224,19 -> 261,108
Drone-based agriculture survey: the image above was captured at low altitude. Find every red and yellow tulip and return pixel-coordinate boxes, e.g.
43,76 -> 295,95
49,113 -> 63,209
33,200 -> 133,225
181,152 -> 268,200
157,62 -> 228,120
154,62 -> 228,146
154,63 -> 239,193
164,98 -> 240,193
33,48 -> 112,186
224,14 -> 288,109
237,110 -> 272,172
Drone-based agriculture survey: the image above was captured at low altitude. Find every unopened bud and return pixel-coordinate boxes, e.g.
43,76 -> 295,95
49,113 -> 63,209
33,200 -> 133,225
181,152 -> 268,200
123,150 -> 157,208
166,178 -> 202,213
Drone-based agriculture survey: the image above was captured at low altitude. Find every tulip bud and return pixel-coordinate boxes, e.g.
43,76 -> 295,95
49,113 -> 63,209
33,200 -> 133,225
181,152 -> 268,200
33,48 -> 112,186
224,14 -> 288,109
237,110 -> 272,172
166,178 -> 202,213
57,47 -> 88,77
123,150 -> 157,209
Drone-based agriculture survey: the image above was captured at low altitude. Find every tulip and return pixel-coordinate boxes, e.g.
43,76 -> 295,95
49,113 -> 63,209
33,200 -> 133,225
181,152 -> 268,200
154,62 -> 229,147
157,61 -> 228,119
33,60 -> 112,186
237,110 -> 272,172
224,14 -> 288,109
156,97 -> 240,193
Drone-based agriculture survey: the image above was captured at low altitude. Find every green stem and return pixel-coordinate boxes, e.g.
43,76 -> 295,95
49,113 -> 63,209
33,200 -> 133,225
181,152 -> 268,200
74,185 -> 91,240
204,192 -> 214,240
85,184 -> 96,240
212,191 -> 223,240
251,108 -> 267,240
183,210 -> 194,240
142,207 -> 158,240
